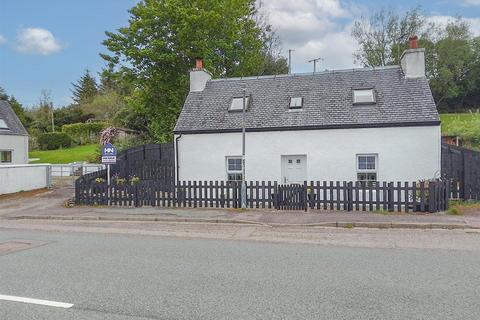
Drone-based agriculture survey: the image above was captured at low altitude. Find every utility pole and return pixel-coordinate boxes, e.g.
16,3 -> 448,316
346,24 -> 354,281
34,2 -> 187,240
308,57 -> 324,73
50,103 -> 55,132
241,86 -> 247,209
288,49 -> 295,74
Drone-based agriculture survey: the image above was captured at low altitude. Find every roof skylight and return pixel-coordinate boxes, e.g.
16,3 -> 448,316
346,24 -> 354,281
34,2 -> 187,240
229,96 -> 250,111
0,119 -> 8,129
289,97 -> 303,109
353,89 -> 375,105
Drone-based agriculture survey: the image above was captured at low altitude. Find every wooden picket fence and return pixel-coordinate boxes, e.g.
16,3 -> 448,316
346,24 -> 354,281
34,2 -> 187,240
75,179 -> 449,213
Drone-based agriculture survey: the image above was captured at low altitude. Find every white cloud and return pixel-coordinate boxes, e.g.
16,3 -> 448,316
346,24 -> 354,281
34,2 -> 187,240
0,34 -> 6,44
461,0 -> 480,6
15,28 -> 63,55
427,15 -> 480,36
261,0 -> 359,72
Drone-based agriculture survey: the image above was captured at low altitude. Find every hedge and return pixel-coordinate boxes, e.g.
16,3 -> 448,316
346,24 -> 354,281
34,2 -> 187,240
37,132 -> 72,150
62,122 -> 107,145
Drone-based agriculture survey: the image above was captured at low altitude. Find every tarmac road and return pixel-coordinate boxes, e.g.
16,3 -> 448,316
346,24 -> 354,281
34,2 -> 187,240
0,228 -> 480,319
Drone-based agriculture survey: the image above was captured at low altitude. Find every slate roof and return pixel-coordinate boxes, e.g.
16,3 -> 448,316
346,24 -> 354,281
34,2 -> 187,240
0,100 -> 28,136
174,66 -> 440,133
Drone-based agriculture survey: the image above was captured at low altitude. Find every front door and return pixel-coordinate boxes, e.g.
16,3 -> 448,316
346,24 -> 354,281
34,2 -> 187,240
281,155 -> 307,184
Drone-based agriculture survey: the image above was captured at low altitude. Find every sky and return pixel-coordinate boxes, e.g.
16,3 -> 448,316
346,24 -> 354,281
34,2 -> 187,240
0,0 -> 479,108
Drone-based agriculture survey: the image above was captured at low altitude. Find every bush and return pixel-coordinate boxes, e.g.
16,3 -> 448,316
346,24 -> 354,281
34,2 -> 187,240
62,122 -> 107,145
37,132 -> 72,150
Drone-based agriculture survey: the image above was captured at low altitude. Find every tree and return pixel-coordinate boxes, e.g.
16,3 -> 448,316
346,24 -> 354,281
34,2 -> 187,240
352,7 -> 425,67
0,86 -> 30,127
352,8 -> 480,111
29,90 -> 55,134
429,19 -> 473,108
101,0 -> 287,141
71,70 -> 98,104
53,104 -> 93,127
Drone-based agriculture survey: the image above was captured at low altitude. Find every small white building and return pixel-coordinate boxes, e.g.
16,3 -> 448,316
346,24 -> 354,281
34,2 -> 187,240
174,41 -> 441,184
0,101 -> 29,164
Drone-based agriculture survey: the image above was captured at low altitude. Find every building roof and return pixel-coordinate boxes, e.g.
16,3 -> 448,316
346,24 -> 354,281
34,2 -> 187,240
174,66 -> 440,134
0,100 -> 28,136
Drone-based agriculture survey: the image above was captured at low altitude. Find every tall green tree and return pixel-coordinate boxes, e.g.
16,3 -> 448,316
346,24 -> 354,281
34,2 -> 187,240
352,7 -> 425,67
352,8 -> 480,111
101,0 -> 287,141
429,19 -> 473,109
71,70 -> 98,104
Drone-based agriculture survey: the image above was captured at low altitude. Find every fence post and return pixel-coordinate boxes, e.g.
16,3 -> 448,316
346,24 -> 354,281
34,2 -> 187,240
134,184 -> 140,207
428,181 -> 436,213
303,181 -> 308,212
273,181 -> 278,209
445,180 -> 450,211
388,182 -> 394,212
347,181 -> 353,211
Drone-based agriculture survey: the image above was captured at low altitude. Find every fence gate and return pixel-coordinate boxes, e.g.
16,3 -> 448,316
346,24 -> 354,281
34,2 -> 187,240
275,184 -> 307,210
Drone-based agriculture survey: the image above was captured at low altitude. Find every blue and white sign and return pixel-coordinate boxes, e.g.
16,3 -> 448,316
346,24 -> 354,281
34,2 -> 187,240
101,143 -> 117,164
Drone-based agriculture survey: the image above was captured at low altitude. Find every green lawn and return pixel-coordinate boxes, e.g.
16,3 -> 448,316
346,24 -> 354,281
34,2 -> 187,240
440,112 -> 480,133
440,112 -> 480,149
29,144 -> 99,164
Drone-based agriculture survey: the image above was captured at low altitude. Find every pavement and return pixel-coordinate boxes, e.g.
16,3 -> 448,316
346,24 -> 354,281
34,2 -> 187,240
1,228 -> 480,319
1,182 -> 480,230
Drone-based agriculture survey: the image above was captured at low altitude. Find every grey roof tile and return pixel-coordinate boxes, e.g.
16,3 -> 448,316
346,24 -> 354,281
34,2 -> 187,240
0,100 -> 28,136
174,66 -> 439,133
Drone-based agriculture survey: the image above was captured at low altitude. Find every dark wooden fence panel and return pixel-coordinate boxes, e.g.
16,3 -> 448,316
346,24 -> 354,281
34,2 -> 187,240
442,143 -> 480,200
76,180 -> 448,213
112,143 -> 174,179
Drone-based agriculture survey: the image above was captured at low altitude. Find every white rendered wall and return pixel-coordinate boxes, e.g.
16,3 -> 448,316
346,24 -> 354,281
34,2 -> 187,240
0,164 -> 51,195
176,126 -> 441,182
0,135 -> 29,164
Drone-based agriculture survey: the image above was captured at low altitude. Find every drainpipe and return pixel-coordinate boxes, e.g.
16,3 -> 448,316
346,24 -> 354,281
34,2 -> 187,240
175,133 -> 182,183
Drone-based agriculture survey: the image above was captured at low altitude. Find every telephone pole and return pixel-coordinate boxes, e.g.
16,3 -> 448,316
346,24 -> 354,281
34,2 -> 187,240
288,49 -> 295,74
308,57 -> 324,73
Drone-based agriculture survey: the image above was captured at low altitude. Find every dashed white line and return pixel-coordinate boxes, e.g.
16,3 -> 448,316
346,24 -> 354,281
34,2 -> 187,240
0,294 -> 73,309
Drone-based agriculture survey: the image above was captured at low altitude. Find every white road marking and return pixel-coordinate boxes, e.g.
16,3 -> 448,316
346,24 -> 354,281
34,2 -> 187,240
0,294 -> 73,309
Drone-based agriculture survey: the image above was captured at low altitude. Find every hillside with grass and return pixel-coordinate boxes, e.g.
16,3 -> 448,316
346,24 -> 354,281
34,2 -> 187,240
440,112 -> 480,149
29,144 -> 99,164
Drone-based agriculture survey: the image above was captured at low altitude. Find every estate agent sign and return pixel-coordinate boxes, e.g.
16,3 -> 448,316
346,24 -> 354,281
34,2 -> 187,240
101,143 -> 117,164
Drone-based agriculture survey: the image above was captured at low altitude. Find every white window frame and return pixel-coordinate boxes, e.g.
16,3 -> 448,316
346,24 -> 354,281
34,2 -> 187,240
353,88 -> 376,105
0,119 -> 8,129
356,154 -> 378,185
0,150 -> 13,164
229,96 -> 250,112
289,97 -> 303,109
226,156 -> 243,182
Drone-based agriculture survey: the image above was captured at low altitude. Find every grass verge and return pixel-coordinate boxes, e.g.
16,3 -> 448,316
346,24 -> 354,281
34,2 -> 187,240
29,144 -> 98,164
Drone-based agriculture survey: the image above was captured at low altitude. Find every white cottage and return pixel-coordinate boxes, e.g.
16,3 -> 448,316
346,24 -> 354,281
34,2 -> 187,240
0,101 -> 29,164
174,41 -> 440,184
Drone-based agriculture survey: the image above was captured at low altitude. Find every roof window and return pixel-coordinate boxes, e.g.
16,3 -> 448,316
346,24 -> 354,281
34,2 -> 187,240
353,89 -> 375,105
289,97 -> 303,109
0,119 -> 8,129
229,96 -> 250,112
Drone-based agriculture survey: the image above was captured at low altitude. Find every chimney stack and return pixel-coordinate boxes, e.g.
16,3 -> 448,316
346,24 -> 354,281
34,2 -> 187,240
400,35 -> 425,78
409,35 -> 418,49
195,58 -> 204,69
190,57 -> 211,92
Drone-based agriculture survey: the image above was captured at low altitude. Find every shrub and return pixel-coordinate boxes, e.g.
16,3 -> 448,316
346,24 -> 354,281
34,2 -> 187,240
62,122 -> 108,145
37,132 -> 72,150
